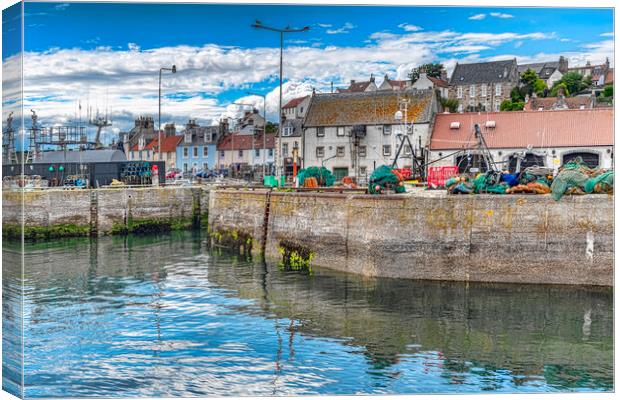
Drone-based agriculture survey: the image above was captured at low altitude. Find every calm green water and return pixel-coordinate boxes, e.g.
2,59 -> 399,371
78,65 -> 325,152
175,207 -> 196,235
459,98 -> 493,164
2,231 -> 613,397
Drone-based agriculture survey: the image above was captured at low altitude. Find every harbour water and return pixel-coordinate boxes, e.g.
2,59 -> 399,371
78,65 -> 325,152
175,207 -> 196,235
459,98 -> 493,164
2,231 -> 613,397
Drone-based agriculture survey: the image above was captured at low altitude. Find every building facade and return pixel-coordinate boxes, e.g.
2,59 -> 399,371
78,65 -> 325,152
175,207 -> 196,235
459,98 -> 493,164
175,119 -> 222,173
302,89 -> 438,182
281,96 -> 310,177
129,134 -> 183,169
216,132 -> 275,173
448,59 -> 519,112
412,72 -> 450,98
428,108 -> 613,174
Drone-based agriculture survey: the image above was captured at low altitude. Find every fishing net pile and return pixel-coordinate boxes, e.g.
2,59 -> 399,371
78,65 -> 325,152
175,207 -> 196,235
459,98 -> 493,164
368,165 -> 406,194
297,167 -> 335,188
550,157 -> 614,200
445,167 -> 554,195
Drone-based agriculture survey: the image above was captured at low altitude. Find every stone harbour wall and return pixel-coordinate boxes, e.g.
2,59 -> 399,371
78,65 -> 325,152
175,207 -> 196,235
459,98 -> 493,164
208,190 -> 613,286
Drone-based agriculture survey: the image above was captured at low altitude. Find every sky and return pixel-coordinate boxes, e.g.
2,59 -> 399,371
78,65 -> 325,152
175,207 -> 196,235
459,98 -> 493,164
1,2 -> 615,143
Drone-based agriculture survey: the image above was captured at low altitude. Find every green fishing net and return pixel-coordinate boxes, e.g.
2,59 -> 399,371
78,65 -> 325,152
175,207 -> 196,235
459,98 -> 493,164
368,165 -> 406,194
297,167 -> 335,187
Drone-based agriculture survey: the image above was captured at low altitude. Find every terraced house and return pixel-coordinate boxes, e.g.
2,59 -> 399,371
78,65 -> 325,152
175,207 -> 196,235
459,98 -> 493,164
176,119 -> 222,173
448,59 -> 519,112
302,89 -> 438,182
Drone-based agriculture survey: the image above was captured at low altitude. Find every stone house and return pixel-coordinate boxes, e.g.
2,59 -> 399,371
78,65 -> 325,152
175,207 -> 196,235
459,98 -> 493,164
448,59 -> 519,112
412,72 -> 450,98
428,108 -> 613,174
518,56 -> 568,89
302,89 -> 437,182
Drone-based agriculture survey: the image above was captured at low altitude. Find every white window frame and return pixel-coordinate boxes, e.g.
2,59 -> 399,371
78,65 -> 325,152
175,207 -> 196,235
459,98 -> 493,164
316,146 -> 325,158
481,84 -> 487,97
317,127 -> 325,137
183,147 -> 189,157
470,85 -> 476,97
193,147 -> 198,157
282,143 -> 289,157
495,84 -> 502,97
383,145 -> 391,156
203,147 -> 208,157
383,125 -> 392,135
457,86 -> 463,99
337,127 -> 345,137
336,146 -> 345,157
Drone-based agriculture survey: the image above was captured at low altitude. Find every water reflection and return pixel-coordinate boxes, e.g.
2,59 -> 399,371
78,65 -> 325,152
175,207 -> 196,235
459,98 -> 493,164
4,231 -> 613,397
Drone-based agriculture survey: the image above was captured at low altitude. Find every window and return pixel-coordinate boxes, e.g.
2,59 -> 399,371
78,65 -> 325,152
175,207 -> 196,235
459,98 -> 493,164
203,147 -> 208,156
457,86 -> 463,99
383,125 -> 392,135
255,149 -> 260,157
336,146 -> 345,157
317,127 -> 325,137
203,163 -> 208,171
360,166 -> 367,176
220,150 -> 225,158
193,147 -> 198,157
337,127 -> 345,137
184,133 -> 192,143
316,146 -> 325,158
404,145 -> 412,155
481,84 -> 487,97
238,150 -> 243,158
358,145 -> 367,157
300,106 -> 304,113
282,143 -> 289,157
283,126 -> 293,136
470,85 -> 476,97
383,145 -> 391,156
495,84 -> 502,96
268,149 -> 273,157
183,163 -> 188,172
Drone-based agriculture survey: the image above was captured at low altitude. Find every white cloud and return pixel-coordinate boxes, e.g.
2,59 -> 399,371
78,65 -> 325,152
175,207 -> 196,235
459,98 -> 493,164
468,14 -> 486,20
600,32 -> 613,37
127,43 -> 141,52
326,22 -> 355,35
316,23 -> 332,28
490,12 -> 514,19
4,26 -> 610,133
398,23 -> 422,32
514,41 -> 523,48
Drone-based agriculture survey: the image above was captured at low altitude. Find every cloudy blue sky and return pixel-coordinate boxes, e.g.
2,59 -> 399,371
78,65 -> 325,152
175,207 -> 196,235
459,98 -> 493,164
2,2 -> 614,142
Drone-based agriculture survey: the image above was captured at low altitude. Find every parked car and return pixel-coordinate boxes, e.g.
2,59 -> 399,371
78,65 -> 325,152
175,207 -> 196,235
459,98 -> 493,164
166,168 -> 182,179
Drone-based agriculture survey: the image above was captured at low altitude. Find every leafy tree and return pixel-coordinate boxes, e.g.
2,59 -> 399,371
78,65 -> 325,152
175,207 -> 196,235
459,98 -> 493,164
440,97 -> 459,113
265,121 -> 278,134
500,99 -> 524,111
409,63 -> 444,82
510,86 -> 525,102
550,82 -> 569,97
603,85 -> 613,98
552,72 -> 589,96
519,69 -> 547,97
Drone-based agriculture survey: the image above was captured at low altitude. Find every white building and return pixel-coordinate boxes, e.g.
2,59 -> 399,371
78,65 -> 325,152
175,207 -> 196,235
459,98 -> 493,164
412,72 -> 450,98
281,96 -> 310,177
302,89 -> 438,182
428,108 -> 613,174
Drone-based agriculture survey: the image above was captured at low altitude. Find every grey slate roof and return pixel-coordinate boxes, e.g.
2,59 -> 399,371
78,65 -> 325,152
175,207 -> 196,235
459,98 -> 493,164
450,59 -> 518,85
178,125 -> 220,146
34,150 -> 127,163
518,61 -> 561,79
282,118 -> 303,137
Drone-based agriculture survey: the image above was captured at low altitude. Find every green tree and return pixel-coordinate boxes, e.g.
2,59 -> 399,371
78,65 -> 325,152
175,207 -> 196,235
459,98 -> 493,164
265,121 -> 278,134
550,82 -> 569,97
409,63 -> 444,82
519,68 -> 547,97
552,72 -> 589,96
500,99 -> 525,111
440,97 -> 459,113
511,86 -> 525,102
603,85 -> 613,98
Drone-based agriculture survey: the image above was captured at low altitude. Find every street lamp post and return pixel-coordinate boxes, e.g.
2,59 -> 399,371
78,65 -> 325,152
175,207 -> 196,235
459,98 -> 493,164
251,20 -> 309,181
158,65 -> 176,161
246,91 -> 267,177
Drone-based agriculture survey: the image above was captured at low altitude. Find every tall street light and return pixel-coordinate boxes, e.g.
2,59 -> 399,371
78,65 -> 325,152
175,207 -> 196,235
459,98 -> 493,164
158,64 -> 176,161
246,91 -> 267,177
233,102 -> 256,174
251,20 -> 309,180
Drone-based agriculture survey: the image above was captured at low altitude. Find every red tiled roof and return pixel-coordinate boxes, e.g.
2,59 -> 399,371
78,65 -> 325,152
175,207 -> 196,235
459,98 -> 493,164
131,135 -> 183,152
428,76 -> 450,88
216,132 -> 275,151
387,79 -> 408,89
525,96 -> 592,111
430,108 -> 613,151
282,96 -> 308,109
